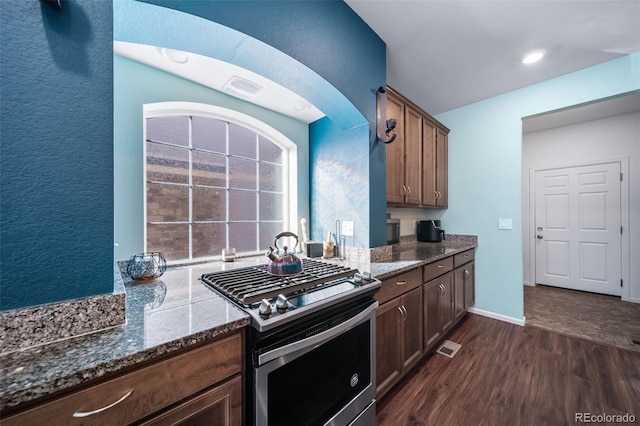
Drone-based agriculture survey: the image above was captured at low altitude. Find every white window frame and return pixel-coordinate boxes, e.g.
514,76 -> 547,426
143,102 -> 298,262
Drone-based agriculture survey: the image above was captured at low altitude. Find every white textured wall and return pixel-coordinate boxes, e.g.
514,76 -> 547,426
522,111 -> 640,302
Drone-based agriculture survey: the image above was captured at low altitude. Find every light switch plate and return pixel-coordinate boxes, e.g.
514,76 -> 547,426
498,218 -> 512,230
342,221 -> 354,236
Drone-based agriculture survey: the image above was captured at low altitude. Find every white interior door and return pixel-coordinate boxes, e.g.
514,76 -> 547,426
534,162 -> 621,296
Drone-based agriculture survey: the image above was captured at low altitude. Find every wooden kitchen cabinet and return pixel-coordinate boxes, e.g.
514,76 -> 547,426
386,86 -> 449,208
454,250 -> 475,320
2,332 -> 244,426
375,269 -> 423,399
385,88 -> 422,205
140,376 -> 241,426
423,272 -> 454,351
421,118 -> 448,207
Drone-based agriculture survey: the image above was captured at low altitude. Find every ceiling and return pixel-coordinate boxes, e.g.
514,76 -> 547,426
345,0 -> 640,116
117,1 -> 640,128
114,41 -> 325,124
522,90 -> 640,133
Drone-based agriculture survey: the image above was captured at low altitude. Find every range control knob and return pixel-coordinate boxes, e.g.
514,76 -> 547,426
275,294 -> 288,312
353,273 -> 364,284
362,271 -> 372,282
258,299 -> 272,317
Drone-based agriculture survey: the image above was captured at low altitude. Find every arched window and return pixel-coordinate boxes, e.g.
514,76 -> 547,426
144,103 -> 296,262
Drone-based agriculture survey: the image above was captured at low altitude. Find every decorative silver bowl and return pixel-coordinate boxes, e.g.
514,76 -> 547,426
127,252 -> 167,283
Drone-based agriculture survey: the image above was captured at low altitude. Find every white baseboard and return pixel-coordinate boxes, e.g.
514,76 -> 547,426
468,307 -> 525,327
630,297 -> 640,304
523,281 -> 535,287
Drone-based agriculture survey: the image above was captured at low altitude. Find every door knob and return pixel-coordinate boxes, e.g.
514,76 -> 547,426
537,235 -> 543,239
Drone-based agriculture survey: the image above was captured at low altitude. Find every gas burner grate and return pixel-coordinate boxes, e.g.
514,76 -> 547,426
201,258 -> 358,306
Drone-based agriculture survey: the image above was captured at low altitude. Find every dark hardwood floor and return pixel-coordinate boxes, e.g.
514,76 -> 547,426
376,314 -> 640,426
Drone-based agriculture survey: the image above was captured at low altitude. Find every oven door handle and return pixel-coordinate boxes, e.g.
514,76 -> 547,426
257,301 -> 378,366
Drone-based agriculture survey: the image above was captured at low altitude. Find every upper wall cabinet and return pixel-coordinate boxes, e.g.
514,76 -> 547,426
386,87 -> 449,208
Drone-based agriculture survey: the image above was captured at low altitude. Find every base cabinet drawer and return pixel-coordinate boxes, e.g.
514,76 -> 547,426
423,256 -> 453,282
376,268 -> 422,305
2,333 -> 243,426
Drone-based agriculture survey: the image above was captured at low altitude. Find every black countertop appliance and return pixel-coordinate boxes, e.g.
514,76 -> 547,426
417,220 -> 445,242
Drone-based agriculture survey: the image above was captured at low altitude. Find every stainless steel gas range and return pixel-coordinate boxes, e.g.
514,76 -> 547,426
201,258 -> 381,426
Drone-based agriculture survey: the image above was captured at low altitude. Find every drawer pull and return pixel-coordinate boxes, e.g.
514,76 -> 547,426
437,265 -> 445,268
396,280 -> 407,286
72,389 -> 133,418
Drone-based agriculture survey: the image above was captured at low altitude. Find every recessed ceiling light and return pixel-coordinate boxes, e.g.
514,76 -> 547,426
292,100 -> 311,111
157,47 -> 189,64
522,51 -> 544,65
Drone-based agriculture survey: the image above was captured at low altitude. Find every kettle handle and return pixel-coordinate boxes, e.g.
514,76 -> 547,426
274,232 -> 299,252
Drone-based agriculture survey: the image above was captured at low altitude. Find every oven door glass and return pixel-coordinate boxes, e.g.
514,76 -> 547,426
255,303 -> 375,426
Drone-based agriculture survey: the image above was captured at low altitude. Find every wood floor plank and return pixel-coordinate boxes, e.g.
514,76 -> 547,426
376,314 -> 640,426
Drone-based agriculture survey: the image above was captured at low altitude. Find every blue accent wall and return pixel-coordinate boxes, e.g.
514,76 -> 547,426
436,53 -> 640,322
0,1 -> 114,310
133,0 -> 387,247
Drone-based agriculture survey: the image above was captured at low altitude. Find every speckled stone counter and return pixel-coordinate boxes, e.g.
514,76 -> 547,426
0,262 -> 253,413
326,235 -> 478,280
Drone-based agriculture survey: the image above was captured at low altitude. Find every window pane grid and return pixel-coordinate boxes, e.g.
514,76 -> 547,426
146,114 -> 286,261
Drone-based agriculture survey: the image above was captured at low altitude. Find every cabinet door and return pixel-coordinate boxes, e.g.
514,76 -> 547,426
376,299 -> 402,398
140,376 -> 242,426
440,272 -> 454,333
423,279 -> 442,351
464,261 -> 475,310
454,266 -> 466,321
421,119 -> 437,206
400,286 -> 423,371
385,92 -> 405,204
403,105 -> 422,205
436,127 -> 448,207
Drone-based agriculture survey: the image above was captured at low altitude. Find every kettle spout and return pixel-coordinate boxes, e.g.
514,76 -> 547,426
267,247 -> 278,261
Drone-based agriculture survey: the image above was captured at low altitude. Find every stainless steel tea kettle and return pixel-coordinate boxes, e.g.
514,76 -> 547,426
266,232 -> 303,275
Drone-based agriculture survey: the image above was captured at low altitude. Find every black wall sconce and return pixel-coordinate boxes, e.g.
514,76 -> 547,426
376,86 -> 397,144
40,0 -> 62,9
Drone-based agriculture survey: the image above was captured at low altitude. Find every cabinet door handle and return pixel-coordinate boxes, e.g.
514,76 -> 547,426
464,270 -> 470,278
72,390 -> 134,418
396,280 -> 407,286
397,305 -> 407,321
401,185 -> 407,195
434,190 -> 439,200
407,186 -> 411,195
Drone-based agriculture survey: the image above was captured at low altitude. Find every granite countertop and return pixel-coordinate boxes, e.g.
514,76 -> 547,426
0,262 -> 255,413
0,237 -> 476,414
361,236 -> 477,280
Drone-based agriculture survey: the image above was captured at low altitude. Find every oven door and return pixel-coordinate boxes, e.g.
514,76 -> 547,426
254,300 -> 377,426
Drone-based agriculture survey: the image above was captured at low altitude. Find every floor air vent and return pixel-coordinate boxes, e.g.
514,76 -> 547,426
435,340 -> 461,358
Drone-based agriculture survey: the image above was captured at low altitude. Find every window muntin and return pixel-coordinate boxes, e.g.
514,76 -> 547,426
145,112 -> 289,262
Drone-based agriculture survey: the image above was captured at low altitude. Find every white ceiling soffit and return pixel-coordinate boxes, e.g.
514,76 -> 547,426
523,90 -> 640,133
345,0 -> 640,115
114,41 -> 325,124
